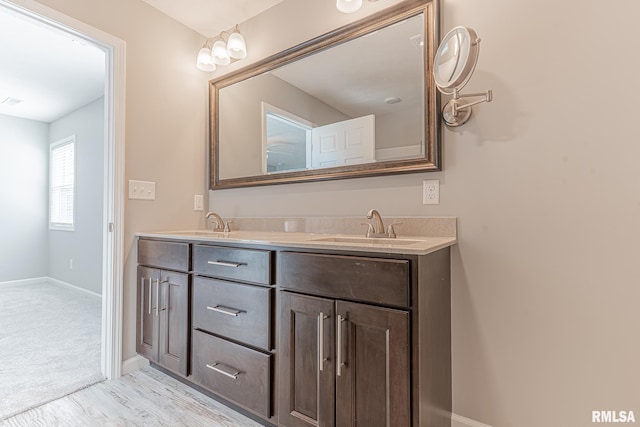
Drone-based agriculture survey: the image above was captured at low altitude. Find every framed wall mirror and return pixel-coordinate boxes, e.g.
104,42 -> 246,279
210,0 -> 439,190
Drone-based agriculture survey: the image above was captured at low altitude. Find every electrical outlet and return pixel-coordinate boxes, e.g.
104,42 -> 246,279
194,195 -> 204,211
128,180 -> 156,200
69,259 -> 73,270
423,179 -> 439,205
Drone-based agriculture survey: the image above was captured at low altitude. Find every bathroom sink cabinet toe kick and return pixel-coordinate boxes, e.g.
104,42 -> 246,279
137,237 -> 452,427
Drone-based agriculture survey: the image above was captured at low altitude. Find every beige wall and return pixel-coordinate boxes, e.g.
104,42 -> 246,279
209,1 -> 640,427
33,0 -> 640,425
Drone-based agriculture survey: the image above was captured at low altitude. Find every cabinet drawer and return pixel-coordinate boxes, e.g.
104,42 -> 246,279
193,276 -> 272,350
193,245 -> 272,285
138,239 -> 189,272
192,330 -> 272,418
279,252 -> 410,308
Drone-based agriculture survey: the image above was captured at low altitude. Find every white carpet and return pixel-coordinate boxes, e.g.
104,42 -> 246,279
0,280 -> 104,420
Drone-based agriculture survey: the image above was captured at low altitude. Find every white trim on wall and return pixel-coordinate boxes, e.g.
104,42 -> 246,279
0,277 -> 49,286
452,413 -> 495,427
375,144 -> 423,161
47,277 -> 102,299
0,0 -> 126,381
0,276 -> 102,298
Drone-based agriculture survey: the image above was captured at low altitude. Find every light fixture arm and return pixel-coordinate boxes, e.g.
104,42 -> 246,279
201,37 -> 215,49
450,89 -> 493,117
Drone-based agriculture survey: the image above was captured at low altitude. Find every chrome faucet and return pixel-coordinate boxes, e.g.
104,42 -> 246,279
205,212 -> 231,232
367,209 -> 385,235
364,209 -> 400,238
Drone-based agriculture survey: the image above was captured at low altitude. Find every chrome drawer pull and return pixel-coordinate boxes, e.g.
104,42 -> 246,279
206,362 -> 242,380
206,305 -> 243,317
207,260 -> 244,268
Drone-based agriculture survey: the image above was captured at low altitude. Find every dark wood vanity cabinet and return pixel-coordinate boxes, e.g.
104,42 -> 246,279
137,237 -> 451,427
278,252 -> 412,427
136,240 -> 190,376
279,292 -> 411,427
190,244 -> 275,419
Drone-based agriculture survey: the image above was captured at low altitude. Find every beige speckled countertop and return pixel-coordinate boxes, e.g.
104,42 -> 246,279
137,216 -> 457,255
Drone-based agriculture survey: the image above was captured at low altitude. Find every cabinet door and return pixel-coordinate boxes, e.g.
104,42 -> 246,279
336,301 -> 410,427
137,266 -> 160,361
158,270 -> 189,375
279,292 -> 335,427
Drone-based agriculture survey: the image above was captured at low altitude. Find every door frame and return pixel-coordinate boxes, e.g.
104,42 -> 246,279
0,0 -> 126,379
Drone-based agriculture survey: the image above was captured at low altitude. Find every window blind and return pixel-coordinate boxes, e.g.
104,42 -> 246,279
50,137 -> 75,229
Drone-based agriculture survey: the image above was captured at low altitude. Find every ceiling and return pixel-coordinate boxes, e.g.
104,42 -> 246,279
0,1 -> 282,123
0,8 -> 105,123
140,0 -> 284,36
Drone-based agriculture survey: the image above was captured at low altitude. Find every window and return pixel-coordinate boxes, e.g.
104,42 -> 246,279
50,136 -> 75,231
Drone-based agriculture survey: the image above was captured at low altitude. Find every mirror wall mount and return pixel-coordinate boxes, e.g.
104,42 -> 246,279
210,0 -> 440,190
434,26 -> 492,127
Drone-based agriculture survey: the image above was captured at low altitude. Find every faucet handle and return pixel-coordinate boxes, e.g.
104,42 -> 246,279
223,220 -> 233,233
386,222 -> 402,238
361,222 -> 375,238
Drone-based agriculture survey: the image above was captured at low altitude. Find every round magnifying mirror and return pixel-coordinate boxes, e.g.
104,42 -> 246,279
433,26 -> 480,94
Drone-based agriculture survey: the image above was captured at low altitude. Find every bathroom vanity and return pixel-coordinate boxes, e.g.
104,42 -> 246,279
136,218 -> 455,427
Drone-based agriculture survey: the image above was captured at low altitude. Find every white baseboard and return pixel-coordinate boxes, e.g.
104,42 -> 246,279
0,277 -> 49,286
0,276 -> 103,298
122,355 -> 149,375
452,413 -> 494,427
47,277 -> 102,299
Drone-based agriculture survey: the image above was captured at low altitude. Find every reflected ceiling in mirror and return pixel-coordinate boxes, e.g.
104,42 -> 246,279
210,0 -> 439,189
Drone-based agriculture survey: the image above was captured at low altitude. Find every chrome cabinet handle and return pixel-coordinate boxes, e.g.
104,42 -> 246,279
157,279 -> 170,313
207,305 -> 243,317
337,314 -> 346,377
154,278 -> 160,316
206,362 -> 242,380
318,312 -> 328,372
142,277 -> 152,315
140,277 -> 151,314
207,260 -> 244,268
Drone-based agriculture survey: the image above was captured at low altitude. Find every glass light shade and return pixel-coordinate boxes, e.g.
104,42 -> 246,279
336,0 -> 362,13
227,31 -> 247,59
212,40 -> 231,65
196,47 -> 216,71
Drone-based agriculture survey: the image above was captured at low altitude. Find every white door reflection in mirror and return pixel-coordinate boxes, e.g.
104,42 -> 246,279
261,103 -> 313,174
311,115 -> 375,168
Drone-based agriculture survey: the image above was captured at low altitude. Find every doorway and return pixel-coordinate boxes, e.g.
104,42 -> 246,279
0,0 -> 125,380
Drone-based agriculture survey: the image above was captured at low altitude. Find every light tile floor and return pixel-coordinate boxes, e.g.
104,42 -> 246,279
0,368 -> 263,427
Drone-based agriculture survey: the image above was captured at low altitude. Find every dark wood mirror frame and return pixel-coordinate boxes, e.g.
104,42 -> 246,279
210,0 -> 440,190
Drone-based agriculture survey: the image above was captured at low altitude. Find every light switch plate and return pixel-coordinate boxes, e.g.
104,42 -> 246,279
128,180 -> 156,200
194,195 -> 204,211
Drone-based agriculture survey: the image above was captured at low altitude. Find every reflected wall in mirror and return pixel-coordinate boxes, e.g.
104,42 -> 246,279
211,0 -> 439,189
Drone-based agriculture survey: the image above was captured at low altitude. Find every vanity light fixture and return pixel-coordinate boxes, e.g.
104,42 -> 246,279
212,39 -> 231,65
336,0 -> 362,13
227,25 -> 248,59
433,26 -> 493,127
196,25 -> 248,72
196,47 -> 216,72
336,0 -> 379,14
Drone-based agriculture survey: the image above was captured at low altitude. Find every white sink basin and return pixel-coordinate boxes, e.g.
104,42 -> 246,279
309,236 -> 423,246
